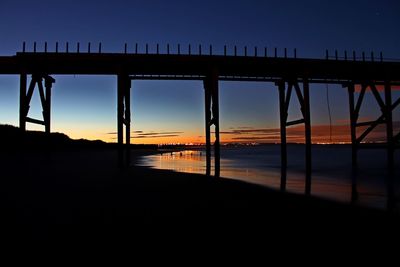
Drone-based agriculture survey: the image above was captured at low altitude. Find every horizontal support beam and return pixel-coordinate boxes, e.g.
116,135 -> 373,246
356,120 -> 385,127
286,118 -> 305,126
129,75 -> 400,86
356,114 -> 385,143
392,97 -> 400,109
25,117 -> 45,125
0,53 -> 399,83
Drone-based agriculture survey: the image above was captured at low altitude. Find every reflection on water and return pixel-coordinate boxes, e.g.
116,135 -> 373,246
138,145 -> 399,209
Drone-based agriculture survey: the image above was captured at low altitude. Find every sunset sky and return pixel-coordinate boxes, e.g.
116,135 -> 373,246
0,0 -> 399,144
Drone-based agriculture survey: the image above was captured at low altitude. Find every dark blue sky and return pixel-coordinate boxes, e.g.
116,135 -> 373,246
0,0 -> 399,143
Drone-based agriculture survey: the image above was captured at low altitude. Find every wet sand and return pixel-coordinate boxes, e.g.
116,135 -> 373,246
1,145 -> 399,248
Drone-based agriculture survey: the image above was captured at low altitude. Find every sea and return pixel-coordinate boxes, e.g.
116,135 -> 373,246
138,144 -> 399,209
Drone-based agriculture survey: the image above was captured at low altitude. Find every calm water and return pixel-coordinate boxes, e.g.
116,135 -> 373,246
138,145 -> 399,209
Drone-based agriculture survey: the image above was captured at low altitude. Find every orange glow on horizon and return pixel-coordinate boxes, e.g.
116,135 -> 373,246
55,122 -> 396,145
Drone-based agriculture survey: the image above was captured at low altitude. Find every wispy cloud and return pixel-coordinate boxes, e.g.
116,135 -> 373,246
133,134 -> 181,139
137,131 -> 183,136
219,128 -> 280,135
229,126 -> 254,130
106,130 -> 180,136
132,131 -> 184,139
108,130 -> 184,140
335,116 -> 374,124
220,121 -> 400,143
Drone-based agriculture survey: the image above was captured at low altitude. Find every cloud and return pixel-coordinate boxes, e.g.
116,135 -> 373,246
137,131 -> 183,136
133,134 -> 181,139
219,128 -> 281,135
335,116 -> 374,124
106,130 -> 180,136
232,136 -> 281,140
220,121 -> 400,143
130,131 -> 184,139
229,126 -> 254,130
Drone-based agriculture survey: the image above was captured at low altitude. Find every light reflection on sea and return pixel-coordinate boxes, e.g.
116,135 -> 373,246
138,145 -> 399,209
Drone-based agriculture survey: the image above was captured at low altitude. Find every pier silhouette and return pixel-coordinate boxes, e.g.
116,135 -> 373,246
0,42 -> 399,207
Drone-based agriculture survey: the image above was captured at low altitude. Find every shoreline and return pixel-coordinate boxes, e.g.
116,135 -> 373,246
1,145 -> 399,245
137,145 -> 399,210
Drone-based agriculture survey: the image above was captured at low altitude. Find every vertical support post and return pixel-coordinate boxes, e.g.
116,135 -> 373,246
384,82 -> 394,209
204,71 -> 220,177
204,80 -> 212,176
20,74 -> 55,134
19,74 -> 27,131
44,76 -> 54,134
125,78 -> 131,167
278,80 -> 287,191
117,75 -> 124,168
303,78 -> 312,195
347,83 -> 358,201
384,82 -> 394,170
347,84 -> 357,167
211,72 -> 220,178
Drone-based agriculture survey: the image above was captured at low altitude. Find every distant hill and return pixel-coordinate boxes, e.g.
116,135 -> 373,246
0,124 -> 111,150
0,124 -> 161,151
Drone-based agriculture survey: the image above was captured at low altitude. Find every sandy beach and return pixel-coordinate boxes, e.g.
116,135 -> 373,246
1,142 -> 399,247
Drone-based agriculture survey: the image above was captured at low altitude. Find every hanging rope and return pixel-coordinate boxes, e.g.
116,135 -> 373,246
326,84 -> 333,143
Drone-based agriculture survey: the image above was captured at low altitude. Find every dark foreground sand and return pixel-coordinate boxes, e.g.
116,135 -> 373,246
1,145 -> 399,251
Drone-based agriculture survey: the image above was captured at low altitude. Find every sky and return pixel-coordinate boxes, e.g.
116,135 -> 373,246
0,0 -> 399,144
